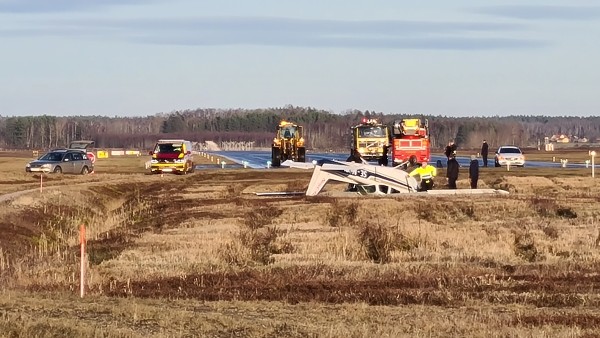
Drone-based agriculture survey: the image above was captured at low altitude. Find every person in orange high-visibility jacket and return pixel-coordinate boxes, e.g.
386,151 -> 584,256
409,161 -> 437,191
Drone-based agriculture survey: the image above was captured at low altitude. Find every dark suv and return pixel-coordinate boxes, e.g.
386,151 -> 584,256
26,149 -> 94,174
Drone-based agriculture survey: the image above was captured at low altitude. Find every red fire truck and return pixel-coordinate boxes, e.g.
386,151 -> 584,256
391,118 -> 430,165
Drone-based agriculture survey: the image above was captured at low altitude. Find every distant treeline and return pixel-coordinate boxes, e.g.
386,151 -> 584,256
1,106 -> 599,150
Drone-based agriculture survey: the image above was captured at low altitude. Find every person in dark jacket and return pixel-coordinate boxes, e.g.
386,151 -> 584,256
446,155 -> 459,189
346,149 -> 362,192
469,155 -> 479,189
347,149 -> 363,163
481,140 -> 489,167
444,141 -> 457,159
403,155 -> 419,173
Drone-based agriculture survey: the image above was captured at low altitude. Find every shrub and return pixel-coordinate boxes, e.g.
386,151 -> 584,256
542,225 -> 560,240
242,206 -> 283,230
514,232 -> 539,262
459,203 -> 476,219
556,207 -> 577,219
530,197 -> 557,217
326,200 -> 359,227
225,206 -> 292,265
238,226 -> 279,265
357,222 -> 400,264
220,239 -> 253,267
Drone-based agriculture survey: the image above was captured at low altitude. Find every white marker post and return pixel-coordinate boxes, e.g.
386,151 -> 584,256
80,223 -> 86,298
267,161 -> 272,169
221,161 -> 226,169
591,151 -> 597,178
506,160 -> 511,172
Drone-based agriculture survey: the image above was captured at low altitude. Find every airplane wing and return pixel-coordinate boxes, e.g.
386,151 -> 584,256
281,160 -> 315,169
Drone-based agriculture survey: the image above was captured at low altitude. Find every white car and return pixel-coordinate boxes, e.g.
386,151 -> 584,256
495,146 -> 525,167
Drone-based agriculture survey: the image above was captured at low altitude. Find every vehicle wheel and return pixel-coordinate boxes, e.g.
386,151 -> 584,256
495,161 -> 500,167
297,147 -> 306,162
81,166 -> 89,175
271,147 -> 281,167
189,162 -> 195,173
53,166 -> 62,174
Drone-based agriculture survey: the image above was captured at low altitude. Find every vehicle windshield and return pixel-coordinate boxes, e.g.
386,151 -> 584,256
281,126 -> 296,138
358,126 -> 385,137
155,143 -> 183,153
39,152 -> 64,161
499,148 -> 521,154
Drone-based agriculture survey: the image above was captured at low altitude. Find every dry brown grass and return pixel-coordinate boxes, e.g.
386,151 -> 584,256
2,154 -> 600,337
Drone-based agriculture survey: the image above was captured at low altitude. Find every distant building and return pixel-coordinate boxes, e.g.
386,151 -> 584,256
549,134 -> 570,143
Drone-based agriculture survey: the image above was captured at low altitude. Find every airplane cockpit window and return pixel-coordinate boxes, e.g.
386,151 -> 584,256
358,185 -> 377,194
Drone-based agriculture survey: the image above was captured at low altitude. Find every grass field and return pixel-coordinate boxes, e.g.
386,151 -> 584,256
1,150 -> 600,337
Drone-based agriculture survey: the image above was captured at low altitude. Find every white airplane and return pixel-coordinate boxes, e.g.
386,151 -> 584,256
281,159 -> 509,196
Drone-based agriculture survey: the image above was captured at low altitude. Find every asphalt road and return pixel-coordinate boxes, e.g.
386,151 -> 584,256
211,150 -> 590,169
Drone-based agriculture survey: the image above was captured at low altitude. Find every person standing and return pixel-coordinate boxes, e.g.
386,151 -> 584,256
347,149 -> 363,163
446,155 -> 459,189
481,140 -> 489,167
445,141 -> 457,159
404,155 -> 418,173
469,155 -> 479,189
409,161 -> 437,191
346,149 -> 363,192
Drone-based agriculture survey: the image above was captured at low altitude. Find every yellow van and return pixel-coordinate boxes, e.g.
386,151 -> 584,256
149,139 -> 195,174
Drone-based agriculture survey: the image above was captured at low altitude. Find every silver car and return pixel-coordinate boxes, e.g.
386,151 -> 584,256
26,149 -> 94,174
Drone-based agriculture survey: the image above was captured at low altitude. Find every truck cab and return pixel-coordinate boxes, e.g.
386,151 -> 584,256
350,118 -> 390,166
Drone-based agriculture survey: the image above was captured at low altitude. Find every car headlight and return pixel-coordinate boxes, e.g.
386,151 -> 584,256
26,163 -> 31,168
41,164 -> 51,168
151,159 -> 158,163
174,159 -> 185,163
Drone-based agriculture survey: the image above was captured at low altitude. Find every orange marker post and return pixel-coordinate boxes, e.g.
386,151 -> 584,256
80,224 -> 86,298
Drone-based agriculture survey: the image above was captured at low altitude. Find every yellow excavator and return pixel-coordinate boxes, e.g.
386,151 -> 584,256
271,121 -> 306,167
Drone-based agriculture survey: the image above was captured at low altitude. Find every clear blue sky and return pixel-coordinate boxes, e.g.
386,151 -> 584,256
1,0 -> 598,117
